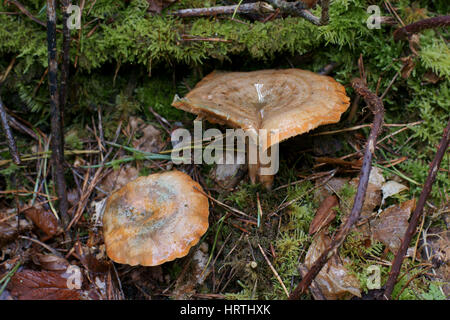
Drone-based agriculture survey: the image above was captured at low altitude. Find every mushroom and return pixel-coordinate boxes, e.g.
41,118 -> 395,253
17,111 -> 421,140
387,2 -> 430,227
172,69 -> 350,189
102,170 -> 209,266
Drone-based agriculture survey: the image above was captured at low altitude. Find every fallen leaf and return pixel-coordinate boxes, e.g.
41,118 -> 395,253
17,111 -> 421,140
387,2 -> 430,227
130,117 -> 164,153
309,195 -> 339,235
372,199 -> 416,254
381,180 -> 408,206
7,269 -> 82,300
35,254 -> 70,272
210,149 -> 247,190
23,207 -> 60,237
400,56 -> 416,79
314,177 -> 350,203
74,242 -> 110,274
147,0 -> 177,14
349,170 -> 383,219
368,166 -> 385,188
90,198 -> 107,226
172,243 -> 211,299
303,231 -> 361,300
0,214 -> 32,245
99,165 -> 139,194
422,70 -> 442,84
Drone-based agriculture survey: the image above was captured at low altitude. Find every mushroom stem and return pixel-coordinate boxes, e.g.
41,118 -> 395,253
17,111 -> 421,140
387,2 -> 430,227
258,145 -> 275,190
247,140 -> 259,184
246,143 -> 275,190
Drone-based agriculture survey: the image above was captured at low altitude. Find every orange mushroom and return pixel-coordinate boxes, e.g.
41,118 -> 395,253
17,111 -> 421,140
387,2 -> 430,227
172,69 -> 350,189
102,170 -> 209,266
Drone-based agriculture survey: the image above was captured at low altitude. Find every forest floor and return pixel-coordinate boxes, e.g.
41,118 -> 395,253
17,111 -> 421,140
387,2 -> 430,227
0,0 -> 449,301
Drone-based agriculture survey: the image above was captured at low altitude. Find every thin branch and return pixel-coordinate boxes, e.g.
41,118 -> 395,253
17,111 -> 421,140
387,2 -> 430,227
0,95 -> 21,164
289,78 -> 385,300
46,0 -> 69,228
171,2 -> 275,17
383,118 -> 450,299
6,0 -> 46,27
393,15 -> 450,41
59,0 -> 72,122
172,0 -> 329,26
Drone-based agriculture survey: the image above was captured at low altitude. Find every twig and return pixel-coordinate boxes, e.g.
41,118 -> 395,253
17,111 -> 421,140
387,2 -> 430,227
180,35 -> 232,43
312,121 -> 422,136
170,2 -> 275,17
193,186 -> 251,218
0,95 -> 21,164
6,0 -> 46,27
0,261 -> 21,296
19,235 -> 62,256
289,77 -> 385,300
393,15 -> 450,41
46,0 -> 69,228
172,0 -> 329,26
0,56 -> 16,84
257,243 -> 289,298
59,0 -> 72,123
383,118 -> 450,299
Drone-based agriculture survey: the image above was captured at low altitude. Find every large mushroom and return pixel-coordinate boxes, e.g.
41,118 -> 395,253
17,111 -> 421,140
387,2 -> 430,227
172,69 -> 350,189
102,170 -> 209,266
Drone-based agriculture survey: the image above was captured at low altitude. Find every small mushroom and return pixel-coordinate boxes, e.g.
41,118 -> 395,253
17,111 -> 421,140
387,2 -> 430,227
172,69 -> 350,189
102,170 -> 209,266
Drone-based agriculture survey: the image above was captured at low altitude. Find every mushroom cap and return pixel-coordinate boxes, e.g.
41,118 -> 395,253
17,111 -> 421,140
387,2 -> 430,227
102,170 -> 209,266
172,69 -> 350,149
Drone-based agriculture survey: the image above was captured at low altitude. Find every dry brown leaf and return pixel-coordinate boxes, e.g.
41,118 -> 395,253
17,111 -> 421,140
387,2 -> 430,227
74,242 -> 110,274
35,254 -> 70,272
0,214 -> 32,245
400,56 -> 416,79
99,165 -> 139,194
423,70 -> 442,84
304,231 -> 361,300
132,123 -> 164,154
309,195 -> 339,235
147,0 -> 177,14
7,270 -> 82,300
314,177 -> 350,203
372,199 -> 416,254
23,207 -> 60,237
172,243 -> 211,299
349,180 -> 382,219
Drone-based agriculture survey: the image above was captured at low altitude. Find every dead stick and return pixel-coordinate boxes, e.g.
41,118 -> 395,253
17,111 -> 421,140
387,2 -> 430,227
0,95 -> 21,164
393,15 -> 450,41
170,2 -> 274,17
46,0 -> 69,228
383,118 -> 450,299
289,78 -> 385,299
6,0 -> 46,27
59,0 -> 71,123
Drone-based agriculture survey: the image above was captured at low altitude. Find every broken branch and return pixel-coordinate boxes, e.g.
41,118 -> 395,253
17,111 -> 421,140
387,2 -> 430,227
289,78 -> 385,299
393,15 -> 450,41
46,0 -> 69,228
383,117 -> 450,299
171,2 -> 275,17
